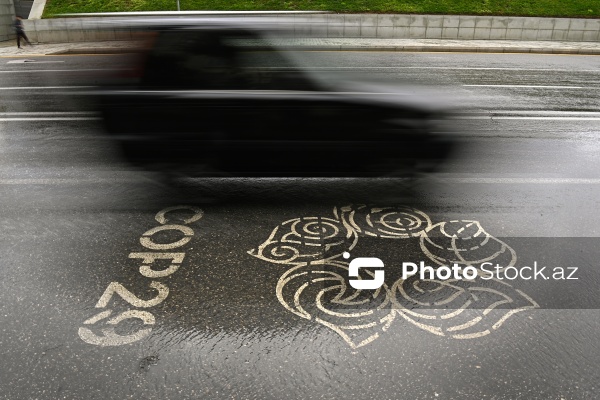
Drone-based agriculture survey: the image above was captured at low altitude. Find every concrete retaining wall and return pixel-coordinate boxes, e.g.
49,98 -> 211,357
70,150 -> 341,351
320,14 -> 600,41
18,13 -> 600,43
0,0 -> 15,41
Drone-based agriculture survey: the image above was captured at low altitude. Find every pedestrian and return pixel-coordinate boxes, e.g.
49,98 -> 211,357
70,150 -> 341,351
14,16 -> 32,49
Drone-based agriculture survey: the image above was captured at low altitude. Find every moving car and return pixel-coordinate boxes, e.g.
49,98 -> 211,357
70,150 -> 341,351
97,18 -> 454,177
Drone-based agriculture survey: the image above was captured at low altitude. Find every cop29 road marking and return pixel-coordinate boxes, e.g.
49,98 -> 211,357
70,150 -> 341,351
78,205 -> 204,347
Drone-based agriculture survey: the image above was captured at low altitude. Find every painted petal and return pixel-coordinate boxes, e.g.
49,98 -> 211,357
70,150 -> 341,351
420,220 -> 516,268
248,217 -> 357,265
277,261 -> 396,349
337,204 -> 432,239
392,275 -> 539,339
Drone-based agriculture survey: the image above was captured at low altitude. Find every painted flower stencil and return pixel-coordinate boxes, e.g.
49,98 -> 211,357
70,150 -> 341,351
248,205 -> 538,348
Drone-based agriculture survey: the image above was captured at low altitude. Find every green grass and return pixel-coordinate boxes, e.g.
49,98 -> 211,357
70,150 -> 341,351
43,0 -> 600,18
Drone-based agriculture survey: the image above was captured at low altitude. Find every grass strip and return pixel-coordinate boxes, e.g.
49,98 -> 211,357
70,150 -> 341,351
43,0 -> 600,18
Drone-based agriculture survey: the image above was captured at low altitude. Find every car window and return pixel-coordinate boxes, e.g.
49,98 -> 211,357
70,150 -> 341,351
141,29 -> 315,91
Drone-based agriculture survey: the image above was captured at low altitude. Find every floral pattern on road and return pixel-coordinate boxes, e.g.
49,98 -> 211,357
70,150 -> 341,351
248,205 -> 538,349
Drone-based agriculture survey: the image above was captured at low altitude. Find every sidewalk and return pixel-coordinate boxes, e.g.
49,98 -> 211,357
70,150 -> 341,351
0,40 -> 138,55
2,37 -> 600,56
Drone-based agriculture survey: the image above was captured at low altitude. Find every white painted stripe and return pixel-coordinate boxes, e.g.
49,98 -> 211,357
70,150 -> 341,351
0,86 -> 94,90
6,60 -> 65,64
2,177 -> 600,185
0,117 -> 100,121
0,69 -> 124,73
466,111 -> 600,116
0,111 -> 97,115
264,66 -> 600,72
453,110 -> 600,120
439,178 -> 600,184
463,84 -> 587,89
0,178 -> 140,184
454,116 -> 600,120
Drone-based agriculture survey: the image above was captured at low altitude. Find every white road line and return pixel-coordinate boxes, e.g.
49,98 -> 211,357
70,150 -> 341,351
0,111 -> 97,115
0,69 -> 123,73
2,66 -> 595,73
0,117 -> 100,121
463,84 -> 588,89
2,177 -> 600,185
0,86 -> 94,90
6,60 -> 65,64
452,111 -> 600,120
0,178 -> 140,185
454,116 -> 600,120
438,178 -> 600,184
2,111 -> 597,122
0,111 -> 99,121
468,111 -> 600,116
265,67 -> 600,72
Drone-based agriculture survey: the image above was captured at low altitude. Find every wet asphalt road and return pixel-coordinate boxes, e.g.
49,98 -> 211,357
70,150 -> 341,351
1,52 -> 600,399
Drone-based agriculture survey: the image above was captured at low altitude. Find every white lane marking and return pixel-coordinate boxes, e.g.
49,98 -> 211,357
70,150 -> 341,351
7,60 -> 65,64
453,111 -> 600,120
0,86 -> 94,90
0,178 -> 141,184
263,66 -> 600,72
455,116 -> 600,120
0,69 -> 124,73
439,178 -> 600,184
0,111 -> 97,115
3,111 -> 600,121
0,112 -> 99,121
2,177 -> 600,185
0,117 -> 100,121
465,111 -> 600,116
463,84 -> 587,89
1,66 -> 595,73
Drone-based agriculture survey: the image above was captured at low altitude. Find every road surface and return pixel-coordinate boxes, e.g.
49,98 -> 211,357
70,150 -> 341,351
1,51 -> 599,399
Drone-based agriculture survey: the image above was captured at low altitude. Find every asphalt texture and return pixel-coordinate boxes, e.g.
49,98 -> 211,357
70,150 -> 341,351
1,51 -> 600,399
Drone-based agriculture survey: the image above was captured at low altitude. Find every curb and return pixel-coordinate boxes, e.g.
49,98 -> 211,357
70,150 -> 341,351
46,45 -> 600,56
47,47 -> 137,55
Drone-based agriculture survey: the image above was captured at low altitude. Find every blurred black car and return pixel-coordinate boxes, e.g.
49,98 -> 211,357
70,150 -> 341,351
97,19 -> 454,177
